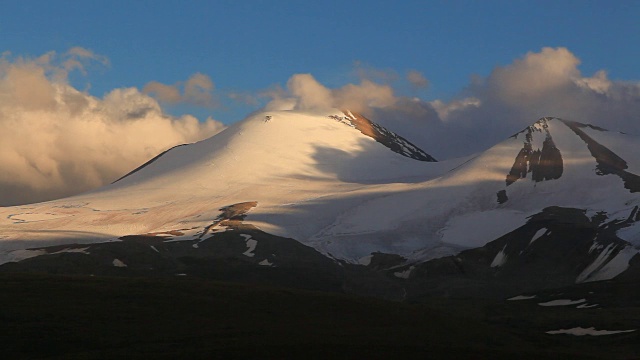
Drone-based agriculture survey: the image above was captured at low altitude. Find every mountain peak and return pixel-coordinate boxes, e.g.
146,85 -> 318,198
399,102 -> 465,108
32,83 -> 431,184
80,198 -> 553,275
522,117 -> 610,135
112,109 -> 436,187
506,117 -> 564,187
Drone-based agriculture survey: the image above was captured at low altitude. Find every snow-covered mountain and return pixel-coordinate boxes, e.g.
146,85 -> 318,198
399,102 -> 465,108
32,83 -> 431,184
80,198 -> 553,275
307,117 -> 640,265
2,109 -> 640,298
0,109 -> 445,258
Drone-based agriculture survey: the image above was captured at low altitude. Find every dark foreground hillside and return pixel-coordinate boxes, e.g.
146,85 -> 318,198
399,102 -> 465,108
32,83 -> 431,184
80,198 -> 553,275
0,273 -> 638,359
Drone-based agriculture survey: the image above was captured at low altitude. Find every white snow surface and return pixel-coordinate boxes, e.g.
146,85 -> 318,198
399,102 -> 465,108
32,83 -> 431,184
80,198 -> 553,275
538,298 -> 586,307
0,249 -> 48,264
490,245 -> 508,267
241,235 -> 258,257
394,266 -> 414,279
576,303 -> 599,309
112,259 -> 127,267
577,244 -> 638,283
546,327 -> 636,336
2,112 -> 640,273
258,259 -> 273,266
530,228 -> 547,245
358,255 -> 373,266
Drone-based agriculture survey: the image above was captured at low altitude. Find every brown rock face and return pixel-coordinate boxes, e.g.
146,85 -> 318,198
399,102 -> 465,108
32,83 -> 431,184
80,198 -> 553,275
330,110 -> 437,162
506,118 -> 563,186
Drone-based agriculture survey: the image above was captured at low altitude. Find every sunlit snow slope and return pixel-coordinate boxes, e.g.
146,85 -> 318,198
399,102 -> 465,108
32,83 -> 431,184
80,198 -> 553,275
0,109 -> 453,262
2,112 -> 640,279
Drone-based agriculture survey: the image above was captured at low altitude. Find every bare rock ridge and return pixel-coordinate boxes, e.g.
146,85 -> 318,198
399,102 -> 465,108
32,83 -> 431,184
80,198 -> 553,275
560,119 -> 640,192
335,110 -> 437,162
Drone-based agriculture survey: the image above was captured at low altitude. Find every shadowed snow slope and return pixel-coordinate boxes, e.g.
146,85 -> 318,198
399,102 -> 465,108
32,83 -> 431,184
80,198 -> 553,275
2,112 -> 640,277
306,117 -> 640,262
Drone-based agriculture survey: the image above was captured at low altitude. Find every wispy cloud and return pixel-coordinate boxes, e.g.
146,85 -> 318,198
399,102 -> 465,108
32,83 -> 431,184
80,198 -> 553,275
143,73 -> 217,107
406,70 -> 429,89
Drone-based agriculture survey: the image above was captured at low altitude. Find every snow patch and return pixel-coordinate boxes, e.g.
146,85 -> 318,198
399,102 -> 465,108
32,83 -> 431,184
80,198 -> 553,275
49,247 -> 91,255
507,295 -> 537,301
0,249 -> 47,263
491,244 -> 508,267
358,254 -> 373,266
586,245 -> 638,282
538,298 -> 586,307
577,244 -> 638,283
588,241 -> 604,254
240,234 -> 257,257
112,258 -> 127,267
576,303 -> 599,309
546,327 -> 636,336
529,228 -> 547,245
394,266 -> 414,279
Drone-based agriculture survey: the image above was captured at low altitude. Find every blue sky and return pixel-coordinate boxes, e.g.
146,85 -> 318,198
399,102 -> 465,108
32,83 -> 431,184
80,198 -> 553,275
3,0 -> 639,124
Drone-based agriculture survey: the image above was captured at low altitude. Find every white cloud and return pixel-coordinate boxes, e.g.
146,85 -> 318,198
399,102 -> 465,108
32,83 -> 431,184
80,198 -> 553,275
141,81 -> 182,104
287,74 -> 334,110
265,73 -> 397,114
264,48 -> 640,160
143,72 -> 217,107
374,47 -> 640,159
406,70 -> 429,89
574,70 -> 611,94
481,47 -> 581,107
0,49 -> 225,206
429,97 -> 480,121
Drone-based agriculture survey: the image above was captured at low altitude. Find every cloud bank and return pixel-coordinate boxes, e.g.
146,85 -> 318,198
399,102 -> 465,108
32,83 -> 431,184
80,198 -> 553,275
0,49 -> 224,206
265,73 -> 398,114
265,47 -> 640,159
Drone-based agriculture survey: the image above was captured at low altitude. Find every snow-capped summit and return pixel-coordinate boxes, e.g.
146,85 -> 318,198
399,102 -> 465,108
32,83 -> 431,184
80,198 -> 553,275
110,109 -> 435,189
0,109 -> 441,258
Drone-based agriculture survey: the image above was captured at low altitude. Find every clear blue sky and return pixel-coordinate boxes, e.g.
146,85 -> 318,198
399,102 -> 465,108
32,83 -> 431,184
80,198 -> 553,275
2,0 -> 639,123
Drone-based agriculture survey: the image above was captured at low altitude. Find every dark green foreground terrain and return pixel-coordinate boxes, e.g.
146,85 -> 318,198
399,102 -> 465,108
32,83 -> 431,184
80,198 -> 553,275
1,273 -> 638,359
